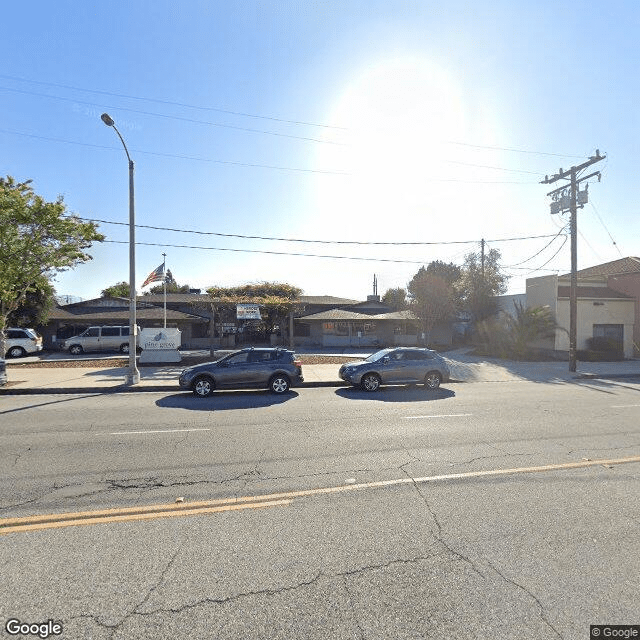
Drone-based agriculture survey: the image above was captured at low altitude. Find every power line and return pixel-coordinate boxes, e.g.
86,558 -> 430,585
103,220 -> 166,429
0,128 -> 540,183
503,234 -> 568,275
80,216 -> 561,246
504,227 -> 568,267
0,128 -> 349,175
445,141 -> 584,159
0,86 -> 347,146
589,198 -> 624,258
0,73 -> 347,131
0,75 -> 586,160
443,159 -> 544,176
103,239 -> 430,264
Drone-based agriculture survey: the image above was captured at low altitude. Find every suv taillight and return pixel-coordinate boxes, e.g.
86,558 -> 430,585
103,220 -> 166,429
293,359 -> 302,367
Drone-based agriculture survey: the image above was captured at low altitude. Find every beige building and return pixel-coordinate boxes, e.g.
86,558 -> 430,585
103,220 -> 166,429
526,257 -> 640,358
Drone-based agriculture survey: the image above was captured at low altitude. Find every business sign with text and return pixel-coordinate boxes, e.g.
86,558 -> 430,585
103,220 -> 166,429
236,304 -> 261,320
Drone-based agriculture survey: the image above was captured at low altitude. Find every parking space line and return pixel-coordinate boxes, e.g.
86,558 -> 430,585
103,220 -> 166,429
404,414 -> 472,419
108,428 -> 211,435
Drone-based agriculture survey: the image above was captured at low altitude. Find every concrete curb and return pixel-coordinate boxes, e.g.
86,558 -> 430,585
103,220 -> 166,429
0,379 -> 473,396
575,373 -> 640,380
0,380 -> 349,395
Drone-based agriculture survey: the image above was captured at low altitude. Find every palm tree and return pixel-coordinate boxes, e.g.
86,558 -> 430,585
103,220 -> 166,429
506,302 -> 559,359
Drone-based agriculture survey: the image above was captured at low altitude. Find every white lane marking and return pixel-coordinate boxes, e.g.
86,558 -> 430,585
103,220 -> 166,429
611,404 -> 640,408
404,414 -> 472,419
109,428 -> 211,435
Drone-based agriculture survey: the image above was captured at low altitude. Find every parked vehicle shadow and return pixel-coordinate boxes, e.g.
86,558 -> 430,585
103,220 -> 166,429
335,386 -> 455,402
156,390 -> 299,411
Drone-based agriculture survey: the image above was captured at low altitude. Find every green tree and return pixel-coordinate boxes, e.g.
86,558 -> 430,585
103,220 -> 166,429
381,287 -> 407,311
0,176 -> 104,367
425,260 -> 462,287
457,248 -> 508,321
407,271 -> 456,344
8,277 -> 56,327
101,281 -> 130,298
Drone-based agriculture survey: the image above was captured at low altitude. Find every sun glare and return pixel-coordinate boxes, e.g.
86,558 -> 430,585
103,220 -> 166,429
314,58 -> 467,237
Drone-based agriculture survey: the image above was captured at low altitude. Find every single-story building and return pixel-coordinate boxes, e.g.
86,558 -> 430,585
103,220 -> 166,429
42,297 -> 208,349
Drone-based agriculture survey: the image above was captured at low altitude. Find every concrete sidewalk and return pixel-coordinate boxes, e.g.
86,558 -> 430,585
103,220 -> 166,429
1,353 -> 638,395
0,363 -> 346,395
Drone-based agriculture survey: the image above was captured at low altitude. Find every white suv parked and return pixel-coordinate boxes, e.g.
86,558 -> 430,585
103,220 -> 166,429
4,328 -> 44,358
60,326 -> 140,355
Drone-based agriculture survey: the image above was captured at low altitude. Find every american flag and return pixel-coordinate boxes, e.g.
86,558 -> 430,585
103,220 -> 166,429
142,263 -> 166,288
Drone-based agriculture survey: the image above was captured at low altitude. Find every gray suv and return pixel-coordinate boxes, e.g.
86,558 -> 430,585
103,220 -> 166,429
339,347 -> 450,392
179,348 -> 304,397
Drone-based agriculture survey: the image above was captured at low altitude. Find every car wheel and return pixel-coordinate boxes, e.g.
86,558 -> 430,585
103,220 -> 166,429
8,346 -> 26,358
361,373 -> 381,392
69,345 -> 83,356
120,343 -> 130,354
269,375 -> 290,394
193,375 -> 214,397
424,371 -> 442,390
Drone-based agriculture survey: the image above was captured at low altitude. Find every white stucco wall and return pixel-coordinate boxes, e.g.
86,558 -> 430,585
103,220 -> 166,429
525,275 -> 559,350
526,275 -> 558,310
555,298 -> 635,358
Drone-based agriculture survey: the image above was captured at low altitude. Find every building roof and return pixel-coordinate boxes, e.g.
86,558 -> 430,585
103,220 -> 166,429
48,305 -> 207,323
298,309 -> 375,321
140,293 -> 218,304
298,295 -> 361,306
372,310 -> 419,321
297,308 -> 419,322
560,257 -> 640,279
557,286 -> 634,300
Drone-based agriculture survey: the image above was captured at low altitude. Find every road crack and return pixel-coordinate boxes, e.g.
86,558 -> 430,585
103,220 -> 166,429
400,467 -> 486,580
485,559 -> 563,639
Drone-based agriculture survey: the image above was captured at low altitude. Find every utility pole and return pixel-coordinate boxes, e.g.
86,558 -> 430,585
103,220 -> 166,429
480,239 -> 485,280
541,150 -> 606,372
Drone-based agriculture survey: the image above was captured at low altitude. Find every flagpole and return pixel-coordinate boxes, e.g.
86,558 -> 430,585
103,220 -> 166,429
162,253 -> 167,329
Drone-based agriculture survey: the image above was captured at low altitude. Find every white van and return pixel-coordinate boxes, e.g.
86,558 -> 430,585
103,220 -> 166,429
4,328 -> 44,358
60,326 -> 140,355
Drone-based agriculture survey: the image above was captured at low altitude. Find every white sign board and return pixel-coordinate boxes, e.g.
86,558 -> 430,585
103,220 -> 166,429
140,328 -> 181,350
237,304 -> 261,320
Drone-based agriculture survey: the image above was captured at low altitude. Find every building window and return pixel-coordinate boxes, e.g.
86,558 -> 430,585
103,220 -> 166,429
593,324 -> 623,342
294,323 -> 310,337
592,324 -> 624,352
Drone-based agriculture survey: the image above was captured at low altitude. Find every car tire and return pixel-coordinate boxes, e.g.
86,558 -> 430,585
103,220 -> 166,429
269,374 -> 291,394
69,345 -> 83,356
424,371 -> 442,390
7,346 -> 26,358
120,343 -> 130,354
361,373 -> 381,392
193,375 -> 214,397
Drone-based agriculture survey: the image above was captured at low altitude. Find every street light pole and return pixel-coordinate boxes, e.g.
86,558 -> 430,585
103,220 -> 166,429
101,113 -> 140,384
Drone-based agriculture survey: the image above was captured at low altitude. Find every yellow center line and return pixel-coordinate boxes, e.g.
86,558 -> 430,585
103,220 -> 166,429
2,455 -> 639,535
1,500 -> 291,535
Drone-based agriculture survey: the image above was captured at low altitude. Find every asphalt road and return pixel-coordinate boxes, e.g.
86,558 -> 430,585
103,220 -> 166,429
1,380 -> 639,639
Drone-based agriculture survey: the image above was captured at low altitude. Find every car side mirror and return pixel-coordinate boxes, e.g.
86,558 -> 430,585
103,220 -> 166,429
381,356 -> 390,364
